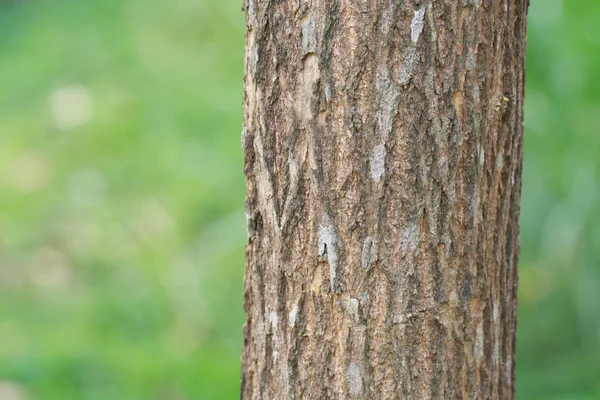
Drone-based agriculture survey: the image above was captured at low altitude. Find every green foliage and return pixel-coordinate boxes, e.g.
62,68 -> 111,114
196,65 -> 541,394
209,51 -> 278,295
0,0 -> 598,399
0,0 -> 244,398
517,0 -> 600,398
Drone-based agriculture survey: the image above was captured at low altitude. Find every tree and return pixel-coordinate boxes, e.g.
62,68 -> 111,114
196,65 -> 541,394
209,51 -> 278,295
241,0 -> 528,398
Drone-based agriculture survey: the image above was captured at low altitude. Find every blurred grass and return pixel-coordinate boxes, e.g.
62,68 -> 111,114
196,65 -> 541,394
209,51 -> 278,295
0,0 -> 245,399
518,1 -> 600,399
0,0 -> 598,399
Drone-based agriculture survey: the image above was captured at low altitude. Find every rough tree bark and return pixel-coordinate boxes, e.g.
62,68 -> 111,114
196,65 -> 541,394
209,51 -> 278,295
241,0 -> 527,399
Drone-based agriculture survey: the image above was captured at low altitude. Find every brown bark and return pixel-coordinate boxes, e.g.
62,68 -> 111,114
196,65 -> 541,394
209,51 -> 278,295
241,0 -> 527,399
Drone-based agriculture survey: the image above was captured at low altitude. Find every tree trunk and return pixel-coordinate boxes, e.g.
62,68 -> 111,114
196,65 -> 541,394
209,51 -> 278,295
241,0 -> 527,398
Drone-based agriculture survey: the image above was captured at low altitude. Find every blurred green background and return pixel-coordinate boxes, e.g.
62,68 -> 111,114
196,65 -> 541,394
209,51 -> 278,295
0,0 -> 597,399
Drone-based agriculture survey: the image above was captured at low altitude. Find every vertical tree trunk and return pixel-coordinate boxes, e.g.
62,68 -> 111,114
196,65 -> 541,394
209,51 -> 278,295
241,0 -> 527,398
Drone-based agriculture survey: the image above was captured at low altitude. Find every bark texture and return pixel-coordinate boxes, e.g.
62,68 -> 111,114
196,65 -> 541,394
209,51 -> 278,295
241,0 -> 527,399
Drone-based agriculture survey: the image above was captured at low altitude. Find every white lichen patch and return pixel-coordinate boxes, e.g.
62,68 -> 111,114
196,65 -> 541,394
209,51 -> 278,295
494,340 -> 500,365
411,6 -> 426,44
401,220 -> 421,276
401,220 -> 420,255
241,126 -> 248,149
245,210 -> 251,227
479,146 -> 485,167
288,156 -> 299,182
505,356 -> 513,385
375,65 -> 390,92
474,322 -> 484,359
361,236 -> 376,268
370,144 -> 386,182
473,83 -> 481,103
247,0 -> 256,16
346,298 -> 360,321
496,152 -> 504,171
269,311 -> 278,328
269,311 -> 280,361
449,290 -> 459,305
301,18 -> 317,53
398,46 -> 419,86
251,45 -> 259,76
288,304 -> 299,328
318,214 -> 338,290
393,313 -> 406,325
346,362 -> 363,396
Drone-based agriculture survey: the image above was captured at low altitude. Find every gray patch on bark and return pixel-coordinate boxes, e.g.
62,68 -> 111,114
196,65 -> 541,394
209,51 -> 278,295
370,144 -> 387,181
269,311 -> 280,361
241,126 -> 248,148
398,46 -> 419,86
247,0 -> 255,17
467,51 -> 477,70
479,146 -> 485,167
496,152 -> 504,171
318,214 -> 338,290
411,6 -> 426,43
360,292 -> 369,307
361,236 -> 376,268
401,220 -> 421,275
288,304 -> 298,328
325,83 -> 334,102
474,322 -> 484,359
301,18 -> 318,53
346,362 -> 363,396
346,298 -> 360,321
